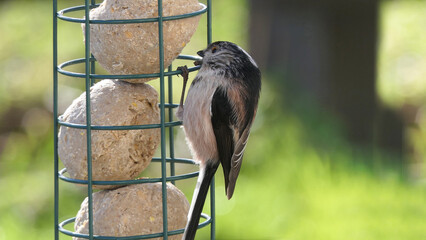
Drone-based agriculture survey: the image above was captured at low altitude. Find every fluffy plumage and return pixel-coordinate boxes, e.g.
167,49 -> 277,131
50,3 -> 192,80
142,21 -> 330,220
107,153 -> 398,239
176,41 -> 261,240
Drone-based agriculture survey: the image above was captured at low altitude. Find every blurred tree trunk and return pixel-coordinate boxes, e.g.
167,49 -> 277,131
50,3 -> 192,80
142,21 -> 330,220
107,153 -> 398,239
249,0 -> 404,155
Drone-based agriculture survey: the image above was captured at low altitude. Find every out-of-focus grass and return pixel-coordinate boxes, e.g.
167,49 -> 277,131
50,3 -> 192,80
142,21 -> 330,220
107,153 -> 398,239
0,0 -> 426,240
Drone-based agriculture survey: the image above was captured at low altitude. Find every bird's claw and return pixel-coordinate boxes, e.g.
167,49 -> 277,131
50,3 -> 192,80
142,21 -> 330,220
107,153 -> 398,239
177,65 -> 190,109
177,65 -> 189,83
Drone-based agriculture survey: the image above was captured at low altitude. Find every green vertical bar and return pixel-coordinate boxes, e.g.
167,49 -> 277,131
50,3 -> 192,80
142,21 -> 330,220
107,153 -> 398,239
84,0 -> 94,240
207,1 -> 215,239
168,65 -> 176,185
207,0 -> 212,44
90,1 -> 96,86
53,0 -> 59,239
90,55 -> 96,86
158,0 -> 168,239
210,179 -> 216,239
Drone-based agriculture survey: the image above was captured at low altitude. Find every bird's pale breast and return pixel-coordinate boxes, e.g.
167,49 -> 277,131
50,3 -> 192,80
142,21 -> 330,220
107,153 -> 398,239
182,74 -> 228,163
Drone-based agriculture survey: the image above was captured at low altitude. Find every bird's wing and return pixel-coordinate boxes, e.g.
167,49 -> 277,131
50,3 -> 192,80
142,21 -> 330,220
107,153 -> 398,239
211,86 -> 235,195
211,84 -> 257,200
225,83 -> 258,199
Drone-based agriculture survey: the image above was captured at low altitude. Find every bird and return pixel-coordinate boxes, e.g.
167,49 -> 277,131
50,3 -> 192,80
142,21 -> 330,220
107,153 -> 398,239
176,41 -> 261,240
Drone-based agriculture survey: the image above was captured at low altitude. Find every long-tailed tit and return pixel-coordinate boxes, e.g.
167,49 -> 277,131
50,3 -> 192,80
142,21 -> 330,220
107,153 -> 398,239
176,41 -> 261,240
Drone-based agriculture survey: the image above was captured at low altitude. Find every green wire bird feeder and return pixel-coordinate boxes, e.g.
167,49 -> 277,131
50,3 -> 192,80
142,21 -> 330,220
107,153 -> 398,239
53,0 -> 215,239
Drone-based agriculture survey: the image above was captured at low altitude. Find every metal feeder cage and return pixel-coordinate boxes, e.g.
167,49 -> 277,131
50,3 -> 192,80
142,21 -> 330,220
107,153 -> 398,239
53,0 -> 215,239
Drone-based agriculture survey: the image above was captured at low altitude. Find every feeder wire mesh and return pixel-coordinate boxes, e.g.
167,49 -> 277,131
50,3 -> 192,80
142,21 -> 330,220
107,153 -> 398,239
53,0 -> 214,239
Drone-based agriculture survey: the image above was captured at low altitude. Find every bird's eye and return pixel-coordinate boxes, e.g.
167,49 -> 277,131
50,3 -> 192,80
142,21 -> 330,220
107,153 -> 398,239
211,46 -> 218,53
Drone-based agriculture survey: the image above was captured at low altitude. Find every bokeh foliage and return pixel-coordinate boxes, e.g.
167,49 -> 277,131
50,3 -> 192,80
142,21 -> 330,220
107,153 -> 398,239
378,0 -> 426,108
0,0 -> 425,239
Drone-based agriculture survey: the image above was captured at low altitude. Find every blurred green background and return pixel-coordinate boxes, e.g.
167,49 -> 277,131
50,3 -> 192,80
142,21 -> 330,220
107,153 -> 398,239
0,0 -> 426,239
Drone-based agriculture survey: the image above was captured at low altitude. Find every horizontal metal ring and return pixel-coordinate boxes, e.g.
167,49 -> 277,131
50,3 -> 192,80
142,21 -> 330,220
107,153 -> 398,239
57,55 -> 201,79
58,213 -> 211,239
57,3 -> 207,24
58,119 -> 182,130
58,157 -> 199,185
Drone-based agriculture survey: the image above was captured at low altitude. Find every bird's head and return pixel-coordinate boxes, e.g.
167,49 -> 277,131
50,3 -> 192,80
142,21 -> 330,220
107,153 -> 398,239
194,41 -> 258,77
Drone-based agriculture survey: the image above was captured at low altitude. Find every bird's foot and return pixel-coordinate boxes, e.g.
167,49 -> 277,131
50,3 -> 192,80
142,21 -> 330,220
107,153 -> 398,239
177,65 -> 189,109
177,65 -> 189,84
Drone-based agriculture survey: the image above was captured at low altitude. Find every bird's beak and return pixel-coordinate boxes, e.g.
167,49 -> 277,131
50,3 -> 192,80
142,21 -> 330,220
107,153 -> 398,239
197,50 -> 205,57
194,50 -> 204,66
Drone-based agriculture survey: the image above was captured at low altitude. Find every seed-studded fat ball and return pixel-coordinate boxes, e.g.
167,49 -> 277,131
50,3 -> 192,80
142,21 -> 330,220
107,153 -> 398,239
73,183 -> 189,240
58,80 -> 160,189
82,0 -> 203,83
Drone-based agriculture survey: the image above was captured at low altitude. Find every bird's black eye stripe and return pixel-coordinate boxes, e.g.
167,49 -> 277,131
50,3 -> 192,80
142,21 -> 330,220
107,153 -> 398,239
212,46 -> 218,53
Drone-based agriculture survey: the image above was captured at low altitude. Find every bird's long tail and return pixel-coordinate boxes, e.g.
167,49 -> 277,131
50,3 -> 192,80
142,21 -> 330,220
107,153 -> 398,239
183,162 -> 219,240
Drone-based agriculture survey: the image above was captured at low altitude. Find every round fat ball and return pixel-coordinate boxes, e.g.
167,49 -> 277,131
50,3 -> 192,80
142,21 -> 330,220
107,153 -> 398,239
74,183 -> 189,240
83,0 -> 203,83
58,80 -> 160,189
